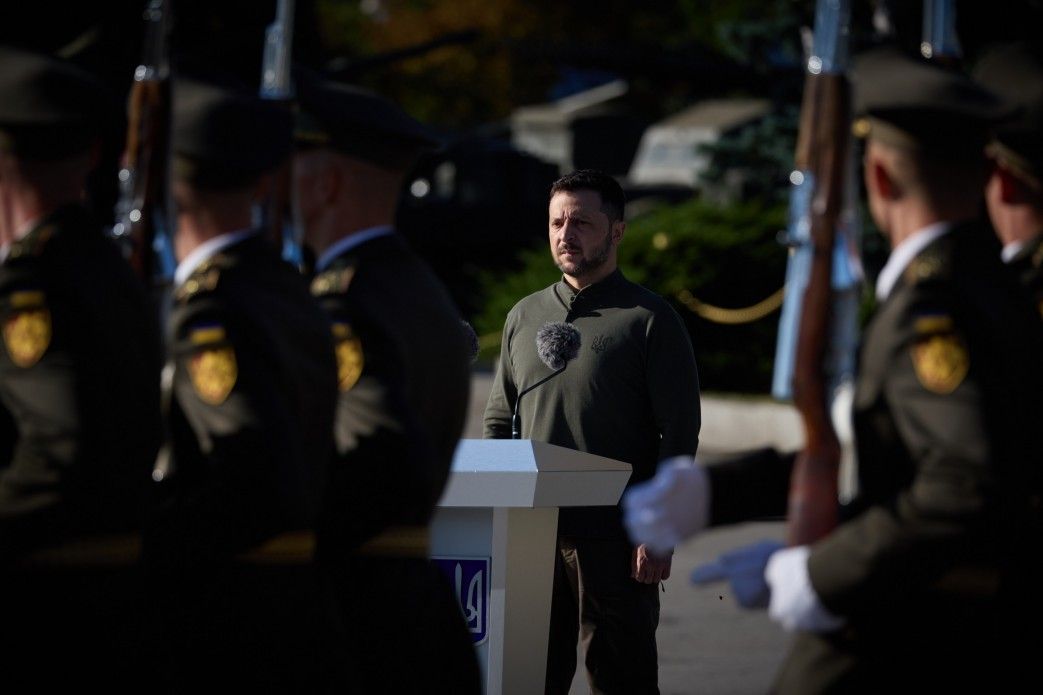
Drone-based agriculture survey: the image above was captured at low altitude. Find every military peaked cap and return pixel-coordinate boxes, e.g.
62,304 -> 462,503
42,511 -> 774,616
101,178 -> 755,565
0,45 -> 108,159
850,45 -> 1011,154
973,41 -> 1043,186
293,67 -> 438,170
172,77 -> 292,189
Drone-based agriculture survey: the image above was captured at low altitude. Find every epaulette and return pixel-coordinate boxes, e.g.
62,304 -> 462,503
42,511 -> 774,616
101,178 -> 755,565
174,255 -> 227,303
310,263 -> 356,297
1031,238 -> 1043,270
904,245 -> 949,285
6,224 -> 55,262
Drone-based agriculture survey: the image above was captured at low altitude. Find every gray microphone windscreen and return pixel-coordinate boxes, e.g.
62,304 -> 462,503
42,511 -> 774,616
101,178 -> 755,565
536,322 -> 581,370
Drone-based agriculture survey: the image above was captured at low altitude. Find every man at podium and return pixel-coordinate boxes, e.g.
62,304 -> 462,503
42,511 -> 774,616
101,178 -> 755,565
484,169 -> 701,694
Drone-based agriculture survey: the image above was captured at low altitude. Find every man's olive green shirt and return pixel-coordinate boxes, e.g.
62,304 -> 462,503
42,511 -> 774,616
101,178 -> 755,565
484,269 -> 701,539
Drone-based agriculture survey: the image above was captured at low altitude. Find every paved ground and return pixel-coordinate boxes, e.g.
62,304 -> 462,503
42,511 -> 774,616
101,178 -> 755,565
464,370 -> 799,695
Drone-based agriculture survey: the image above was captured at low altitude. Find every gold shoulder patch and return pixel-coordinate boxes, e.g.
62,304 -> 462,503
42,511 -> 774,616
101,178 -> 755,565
3,297 -> 51,368
186,323 -> 236,404
911,333 -> 969,394
188,345 -> 238,405
332,321 -> 364,392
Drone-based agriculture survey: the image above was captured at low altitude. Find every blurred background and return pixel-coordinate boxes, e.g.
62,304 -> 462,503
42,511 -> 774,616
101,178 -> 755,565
2,0 -> 1041,394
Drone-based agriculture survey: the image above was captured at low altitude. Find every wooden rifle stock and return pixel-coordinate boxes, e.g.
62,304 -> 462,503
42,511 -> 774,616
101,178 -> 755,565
786,71 -> 851,546
114,0 -> 172,286
120,78 -> 169,281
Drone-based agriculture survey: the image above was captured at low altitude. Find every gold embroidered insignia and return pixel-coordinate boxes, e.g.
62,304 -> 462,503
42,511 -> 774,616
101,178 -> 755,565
332,322 -> 363,392
176,267 -> 221,303
906,254 -> 944,283
3,307 -> 51,367
311,267 -> 356,297
1032,242 -> 1043,269
912,334 -> 969,394
188,346 -> 238,405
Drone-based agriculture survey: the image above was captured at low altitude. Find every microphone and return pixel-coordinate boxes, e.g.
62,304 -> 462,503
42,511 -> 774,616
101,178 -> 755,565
512,322 -> 581,439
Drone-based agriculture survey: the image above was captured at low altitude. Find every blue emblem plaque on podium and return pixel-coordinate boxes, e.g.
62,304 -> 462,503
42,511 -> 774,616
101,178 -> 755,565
433,556 -> 490,645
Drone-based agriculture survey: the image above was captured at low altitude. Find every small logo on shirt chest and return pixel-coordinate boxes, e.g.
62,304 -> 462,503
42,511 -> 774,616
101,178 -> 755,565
591,335 -> 613,354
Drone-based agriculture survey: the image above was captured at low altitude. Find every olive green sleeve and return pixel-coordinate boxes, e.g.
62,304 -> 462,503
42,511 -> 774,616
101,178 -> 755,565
646,305 -> 701,460
483,312 -> 518,440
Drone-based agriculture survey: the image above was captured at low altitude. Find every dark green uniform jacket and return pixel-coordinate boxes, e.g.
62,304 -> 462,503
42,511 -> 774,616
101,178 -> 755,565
484,269 -> 701,539
776,220 -> 1043,693
310,230 -> 480,694
146,232 -> 337,567
0,204 -> 161,561
311,232 -> 472,550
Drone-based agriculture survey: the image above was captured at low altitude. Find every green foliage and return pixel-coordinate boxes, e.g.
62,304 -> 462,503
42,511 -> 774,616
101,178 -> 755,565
475,198 -> 789,393
674,0 -> 809,69
698,105 -> 799,205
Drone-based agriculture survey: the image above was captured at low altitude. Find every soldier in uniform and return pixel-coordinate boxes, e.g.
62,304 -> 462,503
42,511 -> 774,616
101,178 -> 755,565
0,46 -> 161,690
627,47 -> 1043,693
975,42 -> 1043,312
143,76 -> 338,691
291,70 -> 481,693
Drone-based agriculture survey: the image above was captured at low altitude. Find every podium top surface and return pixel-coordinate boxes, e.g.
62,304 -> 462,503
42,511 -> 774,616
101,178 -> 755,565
438,439 -> 633,508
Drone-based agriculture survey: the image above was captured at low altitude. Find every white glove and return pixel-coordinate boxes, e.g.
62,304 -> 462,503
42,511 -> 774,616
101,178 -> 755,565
766,545 -> 846,633
622,455 -> 710,557
690,539 -> 784,608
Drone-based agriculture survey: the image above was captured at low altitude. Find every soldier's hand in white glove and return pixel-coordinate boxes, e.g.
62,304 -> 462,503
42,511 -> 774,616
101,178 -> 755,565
622,455 -> 710,557
766,545 -> 846,633
690,539 -> 784,608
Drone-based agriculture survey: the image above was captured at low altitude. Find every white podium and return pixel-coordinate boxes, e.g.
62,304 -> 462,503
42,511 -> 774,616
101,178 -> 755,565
431,439 -> 632,695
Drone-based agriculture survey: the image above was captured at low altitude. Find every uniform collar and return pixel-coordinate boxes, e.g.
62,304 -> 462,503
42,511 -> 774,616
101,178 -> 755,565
558,267 -> 625,297
315,225 -> 394,272
1001,233 -> 1043,265
174,228 -> 259,287
875,222 -> 951,301
2,204 -> 86,264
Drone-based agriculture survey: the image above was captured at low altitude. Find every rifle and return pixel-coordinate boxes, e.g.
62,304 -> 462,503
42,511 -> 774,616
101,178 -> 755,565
771,0 -> 861,546
112,0 -> 174,287
258,0 -> 299,265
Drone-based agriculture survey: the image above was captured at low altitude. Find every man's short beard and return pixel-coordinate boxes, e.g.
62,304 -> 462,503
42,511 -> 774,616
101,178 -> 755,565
555,229 -> 613,278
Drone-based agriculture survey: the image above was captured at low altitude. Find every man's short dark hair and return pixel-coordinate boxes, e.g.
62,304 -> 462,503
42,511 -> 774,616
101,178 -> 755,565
550,169 -> 626,223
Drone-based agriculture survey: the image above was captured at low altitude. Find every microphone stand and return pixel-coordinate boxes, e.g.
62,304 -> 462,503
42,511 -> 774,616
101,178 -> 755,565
511,365 -> 566,439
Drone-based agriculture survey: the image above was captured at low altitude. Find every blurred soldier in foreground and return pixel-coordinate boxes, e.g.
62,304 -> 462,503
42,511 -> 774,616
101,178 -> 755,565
292,70 -> 481,693
0,46 -> 161,690
975,42 -> 1043,311
626,47 -> 1043,692
484,169 -> 701,694
144,77 -> 337,691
